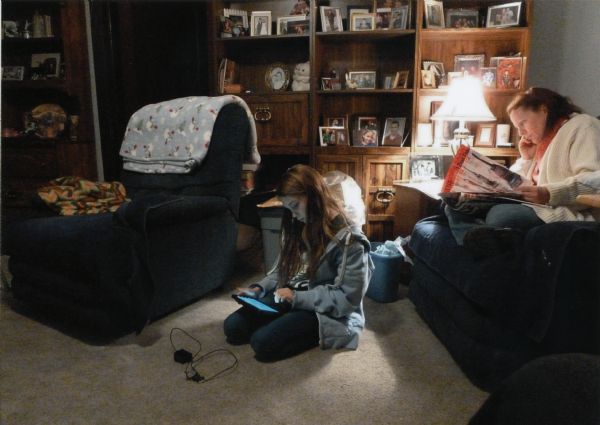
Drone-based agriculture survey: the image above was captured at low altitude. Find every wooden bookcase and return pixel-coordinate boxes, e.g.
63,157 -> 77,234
1,1 -> 96,226
206,0 -> 533,240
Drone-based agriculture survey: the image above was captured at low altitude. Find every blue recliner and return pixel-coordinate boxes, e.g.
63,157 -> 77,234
5,98 -> 254,337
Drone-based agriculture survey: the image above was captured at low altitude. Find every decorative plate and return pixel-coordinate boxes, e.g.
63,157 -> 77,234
265,63 -> 290,91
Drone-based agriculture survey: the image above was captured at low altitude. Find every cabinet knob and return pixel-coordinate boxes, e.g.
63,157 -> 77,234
253,106 -> 272,122
375,187 -> 395,205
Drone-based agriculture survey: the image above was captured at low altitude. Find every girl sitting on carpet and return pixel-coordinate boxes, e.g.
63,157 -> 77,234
224,164 -> 373,362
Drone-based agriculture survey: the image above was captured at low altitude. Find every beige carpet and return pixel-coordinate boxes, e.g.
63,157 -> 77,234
0,252 -> 487,425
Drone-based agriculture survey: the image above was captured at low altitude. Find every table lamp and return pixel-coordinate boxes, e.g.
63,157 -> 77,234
431,75 -> 496,153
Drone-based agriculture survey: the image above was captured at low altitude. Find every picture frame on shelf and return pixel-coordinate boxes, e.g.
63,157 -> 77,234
454,54 -> 485,76
424,0 -> 445,29
357,116 -> 378,131
250,11 -> 272,36
474,123 -> 497,147
325,116 -> 347,128
382,117 -> 406,146
445,8 -> 479,28
423,61 -> 445,86
265,63 -> 289,91
486,2 -> 522,28
334,128 -> 349,146
277,15 -> 308,35
416,123 -> 433,147
383,74 -> 394,89
347,71 -> 377,89
496,57 -> 523,89
286,18 -> 310,34
319,126 -> 340,146
394,70 -> 410,88
375,8 -> 392,29
30,53 -> 61,79
290,0 -> 310,16
447,71 -> 464,86
410,155 -> 442,181
2,65 -> 25,81
481,67 -> 497,88
223,9 -> 249,37
352,128 -> 378,147
391,5 -> 409,29
347,6 -> 370,22
430,100 -> 445,147
320,6 -> 343,32
351,13 -> 375,31
321,77 -> 334,90
421,69 -> 436,88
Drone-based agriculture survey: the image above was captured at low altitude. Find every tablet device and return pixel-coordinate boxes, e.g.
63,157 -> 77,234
232,294 -> 282,315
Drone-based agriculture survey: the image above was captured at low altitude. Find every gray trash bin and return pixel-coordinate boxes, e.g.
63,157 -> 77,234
257,206 -> 283,273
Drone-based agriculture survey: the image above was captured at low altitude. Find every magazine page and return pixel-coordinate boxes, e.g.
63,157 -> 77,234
442,145 -> 531,194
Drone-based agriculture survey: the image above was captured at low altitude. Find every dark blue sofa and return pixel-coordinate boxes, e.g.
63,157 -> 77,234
5,103 -> 249,337
408,215 -> 600,390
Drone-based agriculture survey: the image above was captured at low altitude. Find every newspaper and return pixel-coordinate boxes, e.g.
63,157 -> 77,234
440,145 -> 548,212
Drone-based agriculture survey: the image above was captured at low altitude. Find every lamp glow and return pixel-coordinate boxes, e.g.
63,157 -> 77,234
431,76 -> 496,152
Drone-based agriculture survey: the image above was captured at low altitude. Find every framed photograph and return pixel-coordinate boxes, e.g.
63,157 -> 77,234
286,18 -> 310,35
375,8 -> 392,29
31,53 -> 61,79
334,128 -> 349,146
223,9 -> 249,36
421,69 -> 436,88
250,12 -> 271,36
352,128 -> 378,147
394,70 -> 410,88
382,117 -> 406,146
423,60 -> 445,86
320,6 -> 343,32
416,123 -> 433,147
290,0 -> 310,16
410,155 -> 442,181
391,6 -> 409,29
497,57 -> 523,89
326,116 -> 347,128
481,67 -> 497,88
265,63 -> 289,91
475,124 -> 497,147
319,126 -> 342,146
351,13 -> 375,31
447,71 -> 464,86
347,6 -> 370,21
357,116 -> 378,131
445,8 -> 479,28
2,65 -> 25,81
347,71 -> 377,89
486,2 -> 522,28
383,74 -> 394,89
277,15 -> 308,35
424,0 -> 445,29
454,54 -> 485,76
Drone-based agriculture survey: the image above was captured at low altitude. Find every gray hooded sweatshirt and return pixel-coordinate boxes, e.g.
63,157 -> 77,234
254,225 -> 374,350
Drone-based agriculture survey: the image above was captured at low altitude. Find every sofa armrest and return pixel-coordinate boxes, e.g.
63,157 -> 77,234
115,194 -> 231,232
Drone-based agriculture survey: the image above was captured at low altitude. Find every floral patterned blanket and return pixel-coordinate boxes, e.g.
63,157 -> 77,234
38,176 -> 128,216
119,95 -> 259,174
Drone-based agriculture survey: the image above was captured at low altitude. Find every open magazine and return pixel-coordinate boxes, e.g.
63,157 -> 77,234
440,145 -> 548,212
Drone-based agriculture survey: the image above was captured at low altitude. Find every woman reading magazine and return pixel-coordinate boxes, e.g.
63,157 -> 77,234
445,87 -> 600,255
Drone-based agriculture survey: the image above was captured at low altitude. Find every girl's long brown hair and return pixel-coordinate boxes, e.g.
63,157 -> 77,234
507,87 -> 583,133
275,165 -> 348,288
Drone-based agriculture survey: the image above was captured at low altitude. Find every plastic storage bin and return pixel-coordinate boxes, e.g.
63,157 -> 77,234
367,242 -> 404,303
257,206 -> 283,272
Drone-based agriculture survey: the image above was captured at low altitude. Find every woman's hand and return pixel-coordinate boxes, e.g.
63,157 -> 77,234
518,185 -> 550,204
517,137 -> 537,160
235,287 -> 261,298
275,288 -> 295,302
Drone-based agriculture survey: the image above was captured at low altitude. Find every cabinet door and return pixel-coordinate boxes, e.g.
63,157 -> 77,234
314,154 -> 363,190
363,155 -> 409,241
245,94 -> 308,150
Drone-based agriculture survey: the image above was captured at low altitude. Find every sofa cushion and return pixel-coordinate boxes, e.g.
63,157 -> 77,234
409,216 -> 522,313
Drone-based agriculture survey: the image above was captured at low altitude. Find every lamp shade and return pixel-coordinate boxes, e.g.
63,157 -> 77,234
431,76 -> 496,122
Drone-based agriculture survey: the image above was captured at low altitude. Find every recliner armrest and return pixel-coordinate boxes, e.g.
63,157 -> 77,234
115,194 -> 231,232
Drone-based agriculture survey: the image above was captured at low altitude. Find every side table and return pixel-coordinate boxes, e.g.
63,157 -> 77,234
392,180 -> 443,237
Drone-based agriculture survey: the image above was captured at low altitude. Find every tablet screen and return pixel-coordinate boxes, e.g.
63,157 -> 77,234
235,295 -> 280,314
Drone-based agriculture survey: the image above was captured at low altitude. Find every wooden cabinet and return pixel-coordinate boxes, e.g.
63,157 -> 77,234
206,0 -> 533,240
1,1 -> 96,224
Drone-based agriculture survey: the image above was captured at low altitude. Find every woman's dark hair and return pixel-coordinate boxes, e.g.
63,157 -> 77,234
275,164 -> 347,287
507,87 -> 583,132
